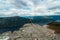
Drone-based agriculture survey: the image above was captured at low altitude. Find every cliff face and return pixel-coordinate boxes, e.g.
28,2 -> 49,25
0,24 -> 57,40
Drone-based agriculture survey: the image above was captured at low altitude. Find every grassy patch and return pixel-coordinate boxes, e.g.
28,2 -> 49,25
47,25 -> 60,34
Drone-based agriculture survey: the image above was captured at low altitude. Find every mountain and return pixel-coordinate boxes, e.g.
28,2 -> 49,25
0,16 -> 31,28
23,15 -> 60,24
0,15 -> 59,33
23,16 -> 55,24
0,15 -> 60,28
47,15 -> 60,20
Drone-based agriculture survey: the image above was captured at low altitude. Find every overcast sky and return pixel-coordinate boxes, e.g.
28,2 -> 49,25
0,0 -> 60,17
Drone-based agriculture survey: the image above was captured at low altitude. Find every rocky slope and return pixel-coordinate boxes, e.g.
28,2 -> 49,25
0,23 -> 60,40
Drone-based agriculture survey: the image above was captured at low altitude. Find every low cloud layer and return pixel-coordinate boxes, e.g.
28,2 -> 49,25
0,0 -> 60,17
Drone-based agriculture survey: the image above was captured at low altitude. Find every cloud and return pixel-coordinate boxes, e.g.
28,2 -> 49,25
11,0 -> 60,16
0,0 -> 60,17
0,8 -> 17,17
